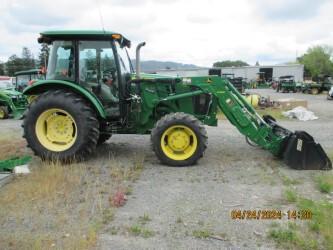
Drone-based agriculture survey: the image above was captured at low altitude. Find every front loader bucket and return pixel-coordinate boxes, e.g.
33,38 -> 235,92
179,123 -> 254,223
282,131 -> 332,170
262,115 -> 332,170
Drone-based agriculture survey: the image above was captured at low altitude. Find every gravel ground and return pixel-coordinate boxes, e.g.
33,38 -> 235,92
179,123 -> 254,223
0,89 -> 332,249
97,89 -> 333,249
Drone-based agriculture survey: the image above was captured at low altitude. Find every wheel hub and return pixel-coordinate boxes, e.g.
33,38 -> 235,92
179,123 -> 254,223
35,108 -> 77,152
161,125 -> 198,161
169,130 -> 190,151
45,114 -> 74,144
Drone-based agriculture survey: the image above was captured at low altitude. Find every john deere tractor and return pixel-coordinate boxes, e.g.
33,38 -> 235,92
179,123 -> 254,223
276,75 -> 296,93
22,30 -> 332,170
15,69 -> 45,92
0,77 -> 28,119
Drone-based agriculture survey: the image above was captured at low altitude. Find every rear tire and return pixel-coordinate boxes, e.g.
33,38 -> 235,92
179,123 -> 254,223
151,112 -> 208,166
23,90 -> 99,162
311,88 -> 319,95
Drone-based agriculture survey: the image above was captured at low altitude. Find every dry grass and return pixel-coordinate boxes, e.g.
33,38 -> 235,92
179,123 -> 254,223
0,151 -> 146,249
0,137 -> 28,160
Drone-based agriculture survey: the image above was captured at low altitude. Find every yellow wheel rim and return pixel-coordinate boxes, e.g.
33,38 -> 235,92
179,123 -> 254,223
0,109 -> 5,119
27,95 -> 37,104
161,125 -> 198,161
35,108 -> 77,152
311,88 -> 319,95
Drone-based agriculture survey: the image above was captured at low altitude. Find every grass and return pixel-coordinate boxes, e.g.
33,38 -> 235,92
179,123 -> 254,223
0,150 -> 146,249
316,174 -> 333,193
283,188 -> 298,203
138,213 -> 151,224
269,183 -> 333,250
128,225 -> 155,238
269,222 -> 319,250
0,137 -> 28,160
192,229 -> 212,239
280,173 -> 302,186
176,217 -> 183,224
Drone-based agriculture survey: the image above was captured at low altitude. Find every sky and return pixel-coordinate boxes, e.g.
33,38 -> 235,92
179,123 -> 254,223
0,0 -> 332,67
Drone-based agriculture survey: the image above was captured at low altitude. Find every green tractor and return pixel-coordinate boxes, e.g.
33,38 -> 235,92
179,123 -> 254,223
22,30 -> 332,170
15,69 -> 45,92
302,75 -> 333,95
276,75 -> 296,93
0,77 -> 28,119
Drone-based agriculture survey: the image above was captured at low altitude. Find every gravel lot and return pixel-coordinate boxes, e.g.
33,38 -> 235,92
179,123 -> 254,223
98,89 -> 333,249
0,89 -> 332,249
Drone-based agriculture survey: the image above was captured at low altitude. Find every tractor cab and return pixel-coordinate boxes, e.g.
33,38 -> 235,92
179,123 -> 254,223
38,30 -> 133,118
14,69 -> 45,92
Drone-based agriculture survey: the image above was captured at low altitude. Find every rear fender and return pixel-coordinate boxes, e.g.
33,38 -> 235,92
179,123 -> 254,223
23,80 -> 106,119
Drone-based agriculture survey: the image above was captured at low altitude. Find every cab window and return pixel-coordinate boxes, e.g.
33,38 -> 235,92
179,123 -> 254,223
79,41 -> 119,104
47,41 -> 75,81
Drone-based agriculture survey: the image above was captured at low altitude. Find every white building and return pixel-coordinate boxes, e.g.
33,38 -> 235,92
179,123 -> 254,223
152,64 -> 304,82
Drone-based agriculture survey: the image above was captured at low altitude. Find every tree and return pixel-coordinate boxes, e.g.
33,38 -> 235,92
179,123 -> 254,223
5,54 -> 23,76
255,61 -> 260,66
297,45 -> 333,79
38,43 -> 50,68
213,60 -> 249,67
0,61 -> 5,75
21,47 -> 35,70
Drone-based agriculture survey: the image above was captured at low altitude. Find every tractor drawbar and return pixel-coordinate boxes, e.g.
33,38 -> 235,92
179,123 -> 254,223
263,115 -> 332,170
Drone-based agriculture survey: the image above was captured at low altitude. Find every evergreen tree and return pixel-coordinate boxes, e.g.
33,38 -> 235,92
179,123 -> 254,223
0,61 -> 5,75
38,43 -> 50,68
21,47 -> 35,70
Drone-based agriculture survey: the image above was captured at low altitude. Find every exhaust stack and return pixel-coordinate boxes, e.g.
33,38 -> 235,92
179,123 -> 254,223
136,42 -> 146,79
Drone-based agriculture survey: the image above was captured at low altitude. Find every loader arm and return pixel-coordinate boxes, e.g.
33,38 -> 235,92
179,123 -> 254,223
207,77 -> 286,155
191,76 -> 331,170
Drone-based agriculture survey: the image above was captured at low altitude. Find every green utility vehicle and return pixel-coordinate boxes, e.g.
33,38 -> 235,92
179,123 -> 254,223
15,69 -> 45,92
22,30 -> 332,170
302,75 -> 333,95
276,75 -> 296,93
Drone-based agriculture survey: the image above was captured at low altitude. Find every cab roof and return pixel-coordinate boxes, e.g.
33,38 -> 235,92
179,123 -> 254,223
15,69 -> 43,76
38,30 -> 131,47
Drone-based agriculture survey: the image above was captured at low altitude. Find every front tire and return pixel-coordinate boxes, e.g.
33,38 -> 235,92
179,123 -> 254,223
23,90 -> 99,162
151,112 -> 208,166
0,106 -> 9,119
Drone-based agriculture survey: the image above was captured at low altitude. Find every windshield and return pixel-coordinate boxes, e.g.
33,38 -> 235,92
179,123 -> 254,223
115,41 -> 132,73
0,80 -> 13,89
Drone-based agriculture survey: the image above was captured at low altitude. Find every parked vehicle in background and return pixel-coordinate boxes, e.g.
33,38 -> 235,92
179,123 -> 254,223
0,76 -> 14,89
328,86 -> 333,100
14,69 -> 45,92
276,75 -> 296,93
302,75 -> 333,95
208,69 -> 245,93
